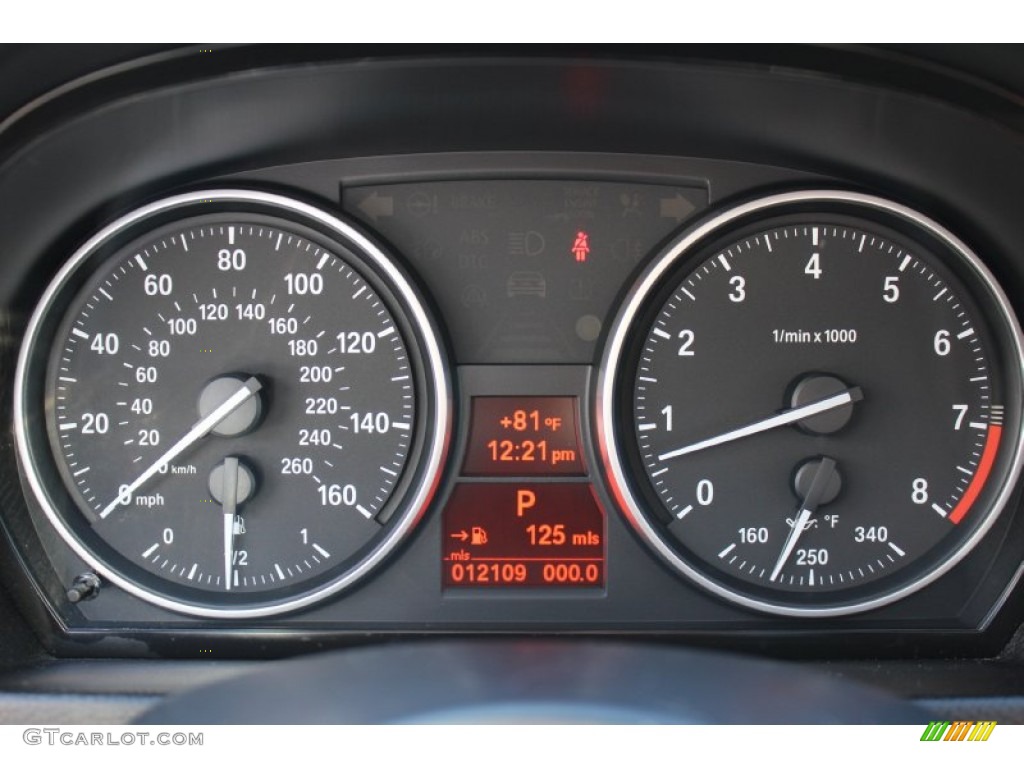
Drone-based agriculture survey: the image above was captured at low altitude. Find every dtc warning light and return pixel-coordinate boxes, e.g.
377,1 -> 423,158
571,231 -> 590,263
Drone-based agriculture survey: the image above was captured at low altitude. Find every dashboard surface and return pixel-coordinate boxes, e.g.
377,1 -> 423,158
1,44 -> 1024,723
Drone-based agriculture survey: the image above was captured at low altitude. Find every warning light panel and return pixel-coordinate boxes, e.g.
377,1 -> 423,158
443,483 -> 605,589
462,397 -> 585,476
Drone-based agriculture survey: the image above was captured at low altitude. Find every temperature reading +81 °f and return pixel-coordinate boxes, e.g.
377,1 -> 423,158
462,397 -> 585,476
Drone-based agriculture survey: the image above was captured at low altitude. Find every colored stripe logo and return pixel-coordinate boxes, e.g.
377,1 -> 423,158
920,721 -> 997,741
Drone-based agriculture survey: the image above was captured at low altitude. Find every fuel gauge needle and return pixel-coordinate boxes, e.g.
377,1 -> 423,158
221,457 -> 239,591
99,377 -> 262,519
770,456 -> 837,582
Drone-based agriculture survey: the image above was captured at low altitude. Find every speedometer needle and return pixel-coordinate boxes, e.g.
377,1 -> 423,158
99,377 -> 262,519
656,388 -> 862,462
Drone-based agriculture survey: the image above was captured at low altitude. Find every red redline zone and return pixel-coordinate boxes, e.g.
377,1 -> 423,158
950,424 -> 1001,524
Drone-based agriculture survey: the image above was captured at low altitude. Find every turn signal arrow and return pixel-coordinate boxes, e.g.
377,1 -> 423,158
357,191 -> 394,221
659,194 -> 695,222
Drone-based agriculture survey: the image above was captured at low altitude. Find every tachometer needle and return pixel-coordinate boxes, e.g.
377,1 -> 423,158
99,377 -> 262,519
657,388 -> 862,462
770,456 -> 837,582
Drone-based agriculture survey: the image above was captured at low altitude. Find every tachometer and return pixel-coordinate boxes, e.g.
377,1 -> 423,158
15,190 -> 450,618
597,190 -> 1024,616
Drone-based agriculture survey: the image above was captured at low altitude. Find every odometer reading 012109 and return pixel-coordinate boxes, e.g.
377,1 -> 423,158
597,191 -> 1024,617
15,191 -> 449,618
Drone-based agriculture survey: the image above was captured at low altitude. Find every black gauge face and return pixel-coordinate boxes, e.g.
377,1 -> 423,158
598,191 -> 1024,616
16,191 -> 449,618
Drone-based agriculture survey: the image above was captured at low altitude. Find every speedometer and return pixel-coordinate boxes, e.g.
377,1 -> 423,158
15,190 -> 450,618
597,190 -> 1024,617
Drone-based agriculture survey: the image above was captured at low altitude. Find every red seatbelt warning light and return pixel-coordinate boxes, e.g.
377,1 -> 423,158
571,231 -> 590,263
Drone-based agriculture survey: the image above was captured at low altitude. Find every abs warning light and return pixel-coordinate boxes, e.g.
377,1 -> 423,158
463,397 -> 585,476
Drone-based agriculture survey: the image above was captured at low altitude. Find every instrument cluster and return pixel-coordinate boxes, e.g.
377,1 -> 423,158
1,51 -> 1023,656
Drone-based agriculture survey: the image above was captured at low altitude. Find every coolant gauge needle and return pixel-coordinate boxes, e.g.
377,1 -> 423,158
99,377 -> 262,519
770,457 -> 837,582
657,388 -> 862,462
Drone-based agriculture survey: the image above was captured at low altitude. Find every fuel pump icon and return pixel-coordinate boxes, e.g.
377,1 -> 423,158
471,527 -> 488,545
